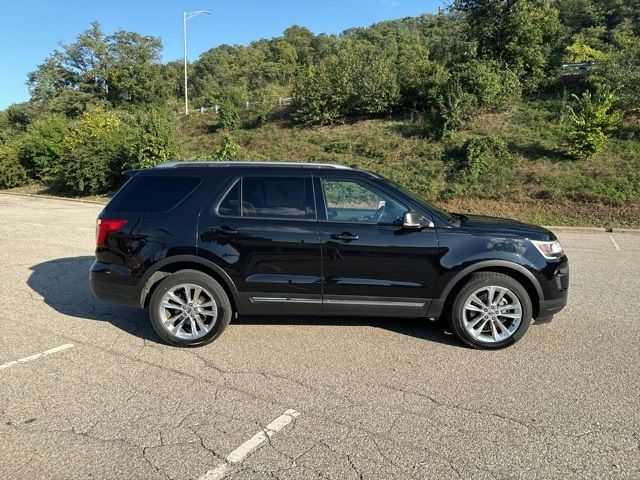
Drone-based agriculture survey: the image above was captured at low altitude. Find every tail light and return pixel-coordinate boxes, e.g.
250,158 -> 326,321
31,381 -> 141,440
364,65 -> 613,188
96,218 -> 127,247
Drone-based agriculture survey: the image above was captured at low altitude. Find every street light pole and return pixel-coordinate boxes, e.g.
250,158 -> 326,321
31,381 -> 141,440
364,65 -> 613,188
183,10 -> 210,115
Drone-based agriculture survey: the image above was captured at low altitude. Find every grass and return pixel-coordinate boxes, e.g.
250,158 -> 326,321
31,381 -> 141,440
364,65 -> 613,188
3,183 -> 109,204
176,98 -> 640,228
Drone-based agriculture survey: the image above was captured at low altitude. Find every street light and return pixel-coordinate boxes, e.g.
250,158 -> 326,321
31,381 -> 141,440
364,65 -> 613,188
183,10 -> 210,115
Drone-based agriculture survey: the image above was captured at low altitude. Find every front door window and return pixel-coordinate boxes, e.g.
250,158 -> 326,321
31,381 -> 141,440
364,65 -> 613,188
321,178 -> 408,225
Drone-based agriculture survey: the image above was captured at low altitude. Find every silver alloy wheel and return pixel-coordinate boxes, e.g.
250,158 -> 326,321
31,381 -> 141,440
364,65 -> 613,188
462,286 -> 522,343
158,283 -> 218,340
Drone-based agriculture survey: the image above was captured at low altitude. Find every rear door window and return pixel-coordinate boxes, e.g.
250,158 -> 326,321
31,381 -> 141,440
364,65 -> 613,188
105,176 -> 201,213
218,176 -> 315,220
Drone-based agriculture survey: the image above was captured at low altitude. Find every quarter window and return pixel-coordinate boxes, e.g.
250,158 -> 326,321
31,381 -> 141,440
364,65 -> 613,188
218,181 -> 240,217
105,176 -> 201,213
322,178 -> 408,225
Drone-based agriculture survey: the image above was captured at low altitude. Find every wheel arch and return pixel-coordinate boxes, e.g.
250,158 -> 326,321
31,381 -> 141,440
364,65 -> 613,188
139,255 -> 239,311
439,260 -> 543,319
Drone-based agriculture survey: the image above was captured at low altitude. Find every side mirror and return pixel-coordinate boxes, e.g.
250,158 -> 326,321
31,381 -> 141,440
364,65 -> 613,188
402,211 -> 434,230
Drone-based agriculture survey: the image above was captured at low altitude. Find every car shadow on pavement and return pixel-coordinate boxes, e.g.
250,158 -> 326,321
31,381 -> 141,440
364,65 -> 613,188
234,315 -> 461,346
27,256 -> 160,342
28,256 -> 461,348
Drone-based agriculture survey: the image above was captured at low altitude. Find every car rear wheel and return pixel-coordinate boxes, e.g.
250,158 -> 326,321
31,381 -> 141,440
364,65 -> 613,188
149,270 -> 232,347
447,272 -> 532,349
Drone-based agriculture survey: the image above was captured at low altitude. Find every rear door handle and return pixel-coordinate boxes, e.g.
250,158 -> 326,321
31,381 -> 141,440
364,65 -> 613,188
211,226 -> 239,235
331,232 -> 359,241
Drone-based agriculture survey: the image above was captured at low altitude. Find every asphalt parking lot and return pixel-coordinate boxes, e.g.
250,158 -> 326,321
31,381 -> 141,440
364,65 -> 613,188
1,193 -> 639,480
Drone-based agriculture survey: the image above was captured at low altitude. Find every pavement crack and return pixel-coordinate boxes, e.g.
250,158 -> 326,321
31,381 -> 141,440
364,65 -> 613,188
346,454 -> 364,479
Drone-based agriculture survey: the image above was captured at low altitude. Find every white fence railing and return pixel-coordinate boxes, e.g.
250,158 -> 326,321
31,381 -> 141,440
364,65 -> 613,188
195,96 -> 295,114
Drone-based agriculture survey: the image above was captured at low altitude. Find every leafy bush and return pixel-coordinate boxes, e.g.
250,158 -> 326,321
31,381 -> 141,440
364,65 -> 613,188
456,59 -> 521,110
443,135 -> 516,199
324,140 -> 351,154
18,114 -> 69,185
293,63 -> 346,125
420,83 -> 477,139
567,89 -> 621,159
0,144 -> 28,188
355,140 -> 388,160
63,107 -> 124,194
219,100 -> 240,130
123,109 -> 178,169
212,134 -> 241,160
294,41 -> 400,125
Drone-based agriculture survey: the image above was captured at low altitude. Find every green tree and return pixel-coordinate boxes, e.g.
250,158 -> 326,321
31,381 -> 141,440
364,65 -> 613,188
28,21 -> 168,107
563,35 -> 606,63
283,25 -> 315,64
453,0 -> 563,92
589,23 -> 640,115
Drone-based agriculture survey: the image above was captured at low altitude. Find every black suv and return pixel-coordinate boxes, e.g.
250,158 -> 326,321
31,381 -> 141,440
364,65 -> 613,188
90,161 -> 568,349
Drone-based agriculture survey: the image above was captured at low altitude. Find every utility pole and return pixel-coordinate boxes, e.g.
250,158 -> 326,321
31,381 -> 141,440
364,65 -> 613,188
183,10 -> 210,115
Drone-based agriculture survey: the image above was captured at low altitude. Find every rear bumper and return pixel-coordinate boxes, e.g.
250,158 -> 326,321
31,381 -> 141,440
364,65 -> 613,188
89,261 -> 142,308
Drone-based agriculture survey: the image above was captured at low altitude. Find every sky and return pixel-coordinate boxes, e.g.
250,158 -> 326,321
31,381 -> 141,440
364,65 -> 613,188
0,0 -> 441,109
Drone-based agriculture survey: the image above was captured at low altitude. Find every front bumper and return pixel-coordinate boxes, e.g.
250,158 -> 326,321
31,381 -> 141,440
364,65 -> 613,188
535,264 -> 569,323
535,295 -> 568,323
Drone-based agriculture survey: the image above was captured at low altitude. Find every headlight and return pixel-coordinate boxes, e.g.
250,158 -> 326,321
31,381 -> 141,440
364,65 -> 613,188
531,240 -> 564,260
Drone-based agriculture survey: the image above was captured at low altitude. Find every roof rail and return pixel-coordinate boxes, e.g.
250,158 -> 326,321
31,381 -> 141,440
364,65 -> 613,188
154,161 -> 352,170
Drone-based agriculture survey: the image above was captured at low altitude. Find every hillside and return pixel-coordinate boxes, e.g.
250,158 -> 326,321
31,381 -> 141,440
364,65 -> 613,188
175,97 -> 640,227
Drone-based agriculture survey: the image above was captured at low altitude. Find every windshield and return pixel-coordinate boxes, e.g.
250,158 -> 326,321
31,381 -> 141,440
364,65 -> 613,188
382,178 -> 457,223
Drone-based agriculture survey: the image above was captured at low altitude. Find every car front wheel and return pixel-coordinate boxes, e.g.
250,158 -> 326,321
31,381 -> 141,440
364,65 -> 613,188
447,272 -> 532,349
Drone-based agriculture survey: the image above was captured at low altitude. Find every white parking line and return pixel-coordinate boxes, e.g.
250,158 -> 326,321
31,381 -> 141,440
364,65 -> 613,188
199,409 -> 301,480
609,235 -> 621,251
0,344 -> 74,370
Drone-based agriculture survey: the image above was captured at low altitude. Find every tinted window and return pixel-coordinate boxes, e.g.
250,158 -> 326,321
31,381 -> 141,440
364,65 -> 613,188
105,176 -> 200,213
322,178 -> 407,225
218,181 -> 240,216
242,177 -> 314,219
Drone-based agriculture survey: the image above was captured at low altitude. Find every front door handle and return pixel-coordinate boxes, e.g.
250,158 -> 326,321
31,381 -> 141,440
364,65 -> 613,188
331,232 -> 359,241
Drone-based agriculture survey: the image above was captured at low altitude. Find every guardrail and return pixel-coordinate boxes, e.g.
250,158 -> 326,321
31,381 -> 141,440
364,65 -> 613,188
194,96 -> 295,114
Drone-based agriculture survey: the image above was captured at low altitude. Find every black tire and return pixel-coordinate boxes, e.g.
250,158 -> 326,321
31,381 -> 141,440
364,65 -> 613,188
446,272 -> 532,350
149,269 -> 233,347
